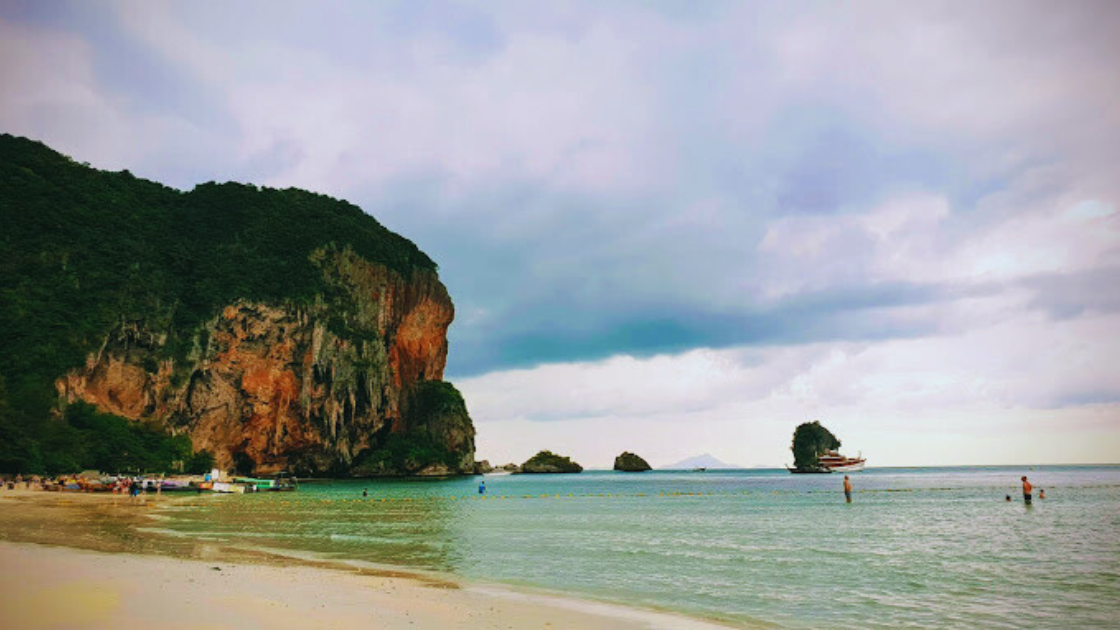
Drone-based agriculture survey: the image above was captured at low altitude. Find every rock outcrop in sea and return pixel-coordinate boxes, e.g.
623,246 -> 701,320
613,452 -> 652,472
519,450 -> 583,474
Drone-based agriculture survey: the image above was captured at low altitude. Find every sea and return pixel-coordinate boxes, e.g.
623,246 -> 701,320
151,466 -> 1120,628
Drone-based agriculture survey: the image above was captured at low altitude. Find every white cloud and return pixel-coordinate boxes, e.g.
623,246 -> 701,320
772,1 -> 1120,157
109,2 -> 682,200
757,181 -> 1120,299
0,20 -> 132,168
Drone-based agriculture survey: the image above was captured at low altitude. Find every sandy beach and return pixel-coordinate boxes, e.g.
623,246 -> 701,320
0,490 -> 742,629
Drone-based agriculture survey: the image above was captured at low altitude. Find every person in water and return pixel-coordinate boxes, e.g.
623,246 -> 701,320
1005,494 -> 1012,502
843,475 -> 852,503
1039,488 -> 1046,500
478,480 -> 486,494
1021,476 -> 1032,504
362,489 -> 368,498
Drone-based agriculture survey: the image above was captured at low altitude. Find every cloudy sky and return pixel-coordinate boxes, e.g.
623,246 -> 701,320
3,1 -> 1118,467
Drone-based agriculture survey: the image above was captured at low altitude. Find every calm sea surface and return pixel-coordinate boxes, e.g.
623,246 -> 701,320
153,466 -> 1120,628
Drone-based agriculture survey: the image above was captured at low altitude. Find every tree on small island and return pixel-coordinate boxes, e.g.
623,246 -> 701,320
519,450 -> 583,474
791,421 -> 841,471
613,452 -> 652,472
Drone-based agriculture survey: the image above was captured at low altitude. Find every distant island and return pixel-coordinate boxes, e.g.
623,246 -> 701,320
519,450 -> 583,474
0,134 -> 475,478
661,453 -> 741,470
613,452 -> 652,472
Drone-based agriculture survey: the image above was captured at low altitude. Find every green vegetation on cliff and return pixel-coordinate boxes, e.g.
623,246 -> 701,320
790,421 -> 841,470
349,381 -> 475,477
0,134 -> 440,474
520,450 -> 583,474
0,396 -> 212,475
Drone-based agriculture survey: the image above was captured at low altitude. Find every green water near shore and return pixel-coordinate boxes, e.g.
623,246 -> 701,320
153,466 -> 1120,628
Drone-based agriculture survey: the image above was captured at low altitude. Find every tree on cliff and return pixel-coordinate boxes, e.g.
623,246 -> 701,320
791,421 -> 841,470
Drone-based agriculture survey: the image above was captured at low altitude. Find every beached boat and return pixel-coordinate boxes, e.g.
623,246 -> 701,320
788,450 -> 866,473
233,476 -> 298,492
211,481 -> 247,494
158,480 -> 194,492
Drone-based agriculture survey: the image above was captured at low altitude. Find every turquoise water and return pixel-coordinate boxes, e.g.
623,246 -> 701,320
156,466 -> 1120,628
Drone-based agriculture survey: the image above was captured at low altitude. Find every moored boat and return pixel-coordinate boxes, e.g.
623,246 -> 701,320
233,476 -> 298,492
211,481 -> 247,494
817,450 -> 865,472
788,450 -> 866,473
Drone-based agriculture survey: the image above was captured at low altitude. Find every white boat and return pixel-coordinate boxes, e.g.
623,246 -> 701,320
788,450 -> 866,473
211,482 -> 246,494
816,450 -> 865,472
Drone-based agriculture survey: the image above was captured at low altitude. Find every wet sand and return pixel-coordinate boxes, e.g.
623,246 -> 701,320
0,489 -> 743,629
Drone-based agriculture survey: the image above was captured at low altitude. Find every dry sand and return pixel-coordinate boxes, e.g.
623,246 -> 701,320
0,490 -> 742,629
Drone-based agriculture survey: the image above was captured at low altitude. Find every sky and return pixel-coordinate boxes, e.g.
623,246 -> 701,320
2,0 -> 1118,467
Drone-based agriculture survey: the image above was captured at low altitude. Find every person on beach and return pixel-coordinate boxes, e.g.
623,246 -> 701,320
1021,476 -> 1032,504
478,481 -> 486,494
844,475 -> 852,503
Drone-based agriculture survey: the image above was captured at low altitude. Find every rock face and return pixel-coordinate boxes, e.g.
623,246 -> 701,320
56,247 -> 474,476
613,452 -> 652,472
519,450 -> 583,474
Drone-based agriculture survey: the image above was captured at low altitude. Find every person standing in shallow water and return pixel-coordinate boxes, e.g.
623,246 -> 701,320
843,475 -> 852,503
1022,476 -> 1033,504
478,480 -> 486,494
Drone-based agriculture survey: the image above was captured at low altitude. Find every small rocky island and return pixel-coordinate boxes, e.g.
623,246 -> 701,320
613,452 -> 652,472
519,450 -> 583,474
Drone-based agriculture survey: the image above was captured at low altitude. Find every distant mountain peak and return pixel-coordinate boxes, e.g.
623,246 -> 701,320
661,453 -> 741,470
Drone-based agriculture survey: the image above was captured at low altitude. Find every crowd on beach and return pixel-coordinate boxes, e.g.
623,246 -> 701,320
1,473 -> 182,496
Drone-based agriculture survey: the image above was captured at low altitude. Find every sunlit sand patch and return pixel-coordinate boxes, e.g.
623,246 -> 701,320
6,581 -> 120,627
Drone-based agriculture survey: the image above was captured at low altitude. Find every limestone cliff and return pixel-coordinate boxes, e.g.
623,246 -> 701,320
56,246 -> 474,476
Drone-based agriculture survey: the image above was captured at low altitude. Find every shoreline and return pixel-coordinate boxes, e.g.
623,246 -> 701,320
0,490 -> 749,629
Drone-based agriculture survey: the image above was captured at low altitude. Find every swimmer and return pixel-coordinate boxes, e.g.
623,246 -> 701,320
1005,494 -> 1011,502
1021,476 -> 1032,504
1039,488 -> 1045,500
362,489 -> 368,498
